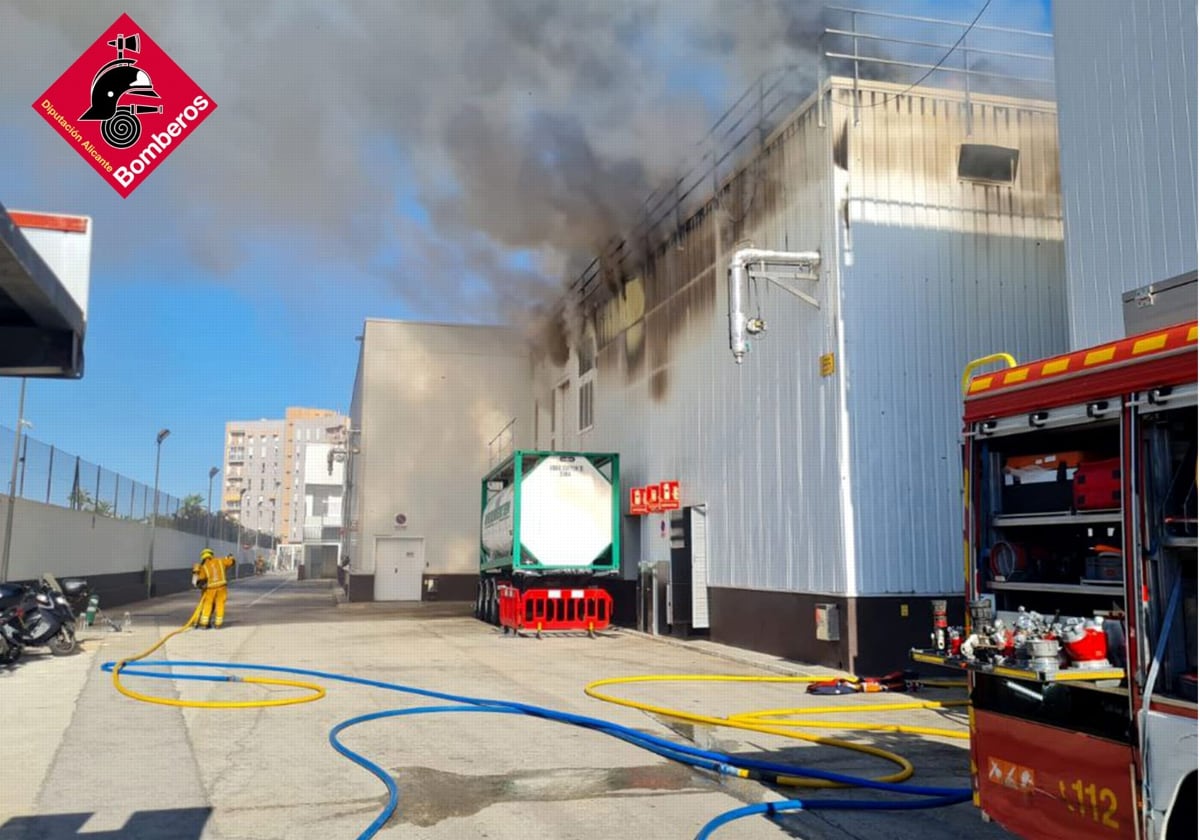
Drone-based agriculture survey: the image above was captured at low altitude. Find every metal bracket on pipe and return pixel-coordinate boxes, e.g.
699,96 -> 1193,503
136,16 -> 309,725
747,266 -> 821,310
728,248 -> 822,363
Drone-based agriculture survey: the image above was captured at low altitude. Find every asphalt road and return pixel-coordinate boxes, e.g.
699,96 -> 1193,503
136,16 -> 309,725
0,574 -> 1014,840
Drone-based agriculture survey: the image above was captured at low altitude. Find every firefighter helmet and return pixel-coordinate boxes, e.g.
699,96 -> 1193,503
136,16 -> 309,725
79,61 -> 159,122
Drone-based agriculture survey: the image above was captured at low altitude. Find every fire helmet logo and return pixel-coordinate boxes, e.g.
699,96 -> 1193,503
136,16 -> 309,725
78,32 -> 162,149
34,13 -> 217,198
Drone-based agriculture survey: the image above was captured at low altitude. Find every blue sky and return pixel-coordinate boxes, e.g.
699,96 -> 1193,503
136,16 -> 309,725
0,0 -> 1052,505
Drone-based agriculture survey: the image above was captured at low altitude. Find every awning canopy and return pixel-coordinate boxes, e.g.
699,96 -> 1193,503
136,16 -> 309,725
0,202 -> 87,378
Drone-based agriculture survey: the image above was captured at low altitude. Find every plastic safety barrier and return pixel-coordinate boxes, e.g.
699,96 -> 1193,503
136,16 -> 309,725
498,585 -> 612,637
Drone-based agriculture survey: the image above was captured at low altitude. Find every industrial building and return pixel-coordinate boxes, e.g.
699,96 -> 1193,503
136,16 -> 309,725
342,320 -> 531,602
336,9 -> 1193,674
527,68 -> 1068,672
336,14 -> 1074,671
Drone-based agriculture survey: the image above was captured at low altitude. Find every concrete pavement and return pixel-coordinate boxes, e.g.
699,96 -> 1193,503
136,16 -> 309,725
0,574 -> 1013,839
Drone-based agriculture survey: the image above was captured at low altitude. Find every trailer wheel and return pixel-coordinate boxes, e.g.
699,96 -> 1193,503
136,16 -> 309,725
486,579 -> 498,626
473,579 -> 484,620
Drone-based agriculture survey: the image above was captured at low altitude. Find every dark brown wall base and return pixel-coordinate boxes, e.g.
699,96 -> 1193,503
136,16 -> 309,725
348,573 -> 374,602
602,579 -> 637,628
851,594 -> 965,675
421,574 -> 477,601
708,588 -> 964,675
24,568 -> 202,612
709,588 -> 852,671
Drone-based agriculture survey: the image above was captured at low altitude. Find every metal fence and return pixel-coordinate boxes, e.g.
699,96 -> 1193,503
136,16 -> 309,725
1,424 -> 275,550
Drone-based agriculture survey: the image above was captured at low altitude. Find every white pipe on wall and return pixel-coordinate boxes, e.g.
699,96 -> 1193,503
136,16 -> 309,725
727,248 -> 822,363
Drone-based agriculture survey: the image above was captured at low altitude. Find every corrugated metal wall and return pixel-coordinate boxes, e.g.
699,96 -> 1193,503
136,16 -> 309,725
537,78 -> 1068,598
1052,0 -> 1198,349
552,99 -> 849,595
838,85 -> 1067,595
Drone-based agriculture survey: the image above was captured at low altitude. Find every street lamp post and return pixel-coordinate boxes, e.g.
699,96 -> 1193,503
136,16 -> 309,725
206,466 -> 220,542
146,428 -> 170,599
1,378 -> 29,584
235,487 -> 248,578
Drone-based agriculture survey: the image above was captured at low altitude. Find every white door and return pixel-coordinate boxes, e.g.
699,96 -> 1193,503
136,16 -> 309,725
374,537 -> 424,601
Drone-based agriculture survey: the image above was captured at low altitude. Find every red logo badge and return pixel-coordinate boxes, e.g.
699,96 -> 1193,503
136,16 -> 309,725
33,14 -> 217,197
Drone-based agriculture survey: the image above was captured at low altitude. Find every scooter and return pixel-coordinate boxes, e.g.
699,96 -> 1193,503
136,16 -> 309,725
0,574 -> 79,656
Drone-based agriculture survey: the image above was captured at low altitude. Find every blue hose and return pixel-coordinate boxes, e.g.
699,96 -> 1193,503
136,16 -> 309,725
102,658 -> 972,839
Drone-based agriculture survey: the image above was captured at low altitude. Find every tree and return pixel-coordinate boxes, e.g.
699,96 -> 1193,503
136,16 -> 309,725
177,494 -> 205,519
68,487 -> 113,516
173,493 -> 209,537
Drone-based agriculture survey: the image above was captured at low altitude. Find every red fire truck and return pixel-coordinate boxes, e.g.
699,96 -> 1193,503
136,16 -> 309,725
914,319 -> 1197,840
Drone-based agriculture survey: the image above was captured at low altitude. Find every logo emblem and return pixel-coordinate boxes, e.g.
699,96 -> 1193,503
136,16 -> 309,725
34,13 -> 216,197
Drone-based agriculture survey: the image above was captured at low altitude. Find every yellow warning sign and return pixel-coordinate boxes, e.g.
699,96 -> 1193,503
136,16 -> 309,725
819,353 -> 836,377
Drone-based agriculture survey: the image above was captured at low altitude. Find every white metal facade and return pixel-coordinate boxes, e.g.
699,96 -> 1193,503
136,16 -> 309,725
1051,0 -> 1198,349
534,78 -> 1067,598
838,84 -> 1068,595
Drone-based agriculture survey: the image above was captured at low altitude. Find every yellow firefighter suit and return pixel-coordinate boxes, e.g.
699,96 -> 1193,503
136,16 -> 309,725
192,549 -> 235,628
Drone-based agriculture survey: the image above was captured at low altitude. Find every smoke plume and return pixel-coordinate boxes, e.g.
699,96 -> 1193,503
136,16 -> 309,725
0,1 -> 1050,337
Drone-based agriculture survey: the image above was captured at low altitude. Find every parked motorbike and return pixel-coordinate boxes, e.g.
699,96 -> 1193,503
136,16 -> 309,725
0,574 -> 79,656
0,605 -> 21,665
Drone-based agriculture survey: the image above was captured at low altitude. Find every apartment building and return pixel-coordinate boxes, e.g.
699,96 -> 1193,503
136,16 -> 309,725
282,408 -> 349,545
222,408 -> 348,542
221,418 -> 286,537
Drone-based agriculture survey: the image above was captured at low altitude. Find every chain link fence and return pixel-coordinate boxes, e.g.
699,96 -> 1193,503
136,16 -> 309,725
1,424 -> 275,550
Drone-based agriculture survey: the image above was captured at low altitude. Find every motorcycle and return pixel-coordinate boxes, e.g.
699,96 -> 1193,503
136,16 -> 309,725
0,605 -> 20,665
0,573 -> 79,656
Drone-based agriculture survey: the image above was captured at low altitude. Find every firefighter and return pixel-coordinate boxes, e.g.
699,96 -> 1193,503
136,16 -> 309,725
193,548 -> 235,629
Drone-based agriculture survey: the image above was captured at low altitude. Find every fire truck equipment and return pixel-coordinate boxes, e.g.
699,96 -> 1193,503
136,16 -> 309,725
931,599 -> 949,652
1072,457 -> 1122,510
1060,617 -> 1110,667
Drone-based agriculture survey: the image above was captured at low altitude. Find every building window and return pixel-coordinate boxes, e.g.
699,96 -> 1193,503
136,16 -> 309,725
579,380 -> 594,432
958,144 -> 1019,184
577,337 -> 595,377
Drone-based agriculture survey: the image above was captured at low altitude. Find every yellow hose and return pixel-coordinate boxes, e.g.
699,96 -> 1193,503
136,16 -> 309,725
110,595 -> 325,709
584,674 -> 968,789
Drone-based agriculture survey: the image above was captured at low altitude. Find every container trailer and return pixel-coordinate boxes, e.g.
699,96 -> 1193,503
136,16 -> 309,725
476,451 -> 620,632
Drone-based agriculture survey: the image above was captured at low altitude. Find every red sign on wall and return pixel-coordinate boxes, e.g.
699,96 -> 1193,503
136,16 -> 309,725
645,484 -> 662,512
630,487 -> 647,515
660,480 -> 680,510
629,481 -> 681,515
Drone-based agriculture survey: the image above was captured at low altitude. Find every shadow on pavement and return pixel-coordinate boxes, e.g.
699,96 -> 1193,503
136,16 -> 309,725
0,808 -> 212,840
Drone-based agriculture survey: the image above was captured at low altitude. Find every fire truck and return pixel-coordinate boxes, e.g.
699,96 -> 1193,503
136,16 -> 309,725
914,319 -> 1197,840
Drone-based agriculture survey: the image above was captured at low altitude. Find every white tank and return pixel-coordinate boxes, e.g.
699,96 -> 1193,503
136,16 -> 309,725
481,455 -> 614,567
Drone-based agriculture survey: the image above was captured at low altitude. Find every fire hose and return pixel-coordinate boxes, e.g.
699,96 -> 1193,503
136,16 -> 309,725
106,614 -> 972,838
